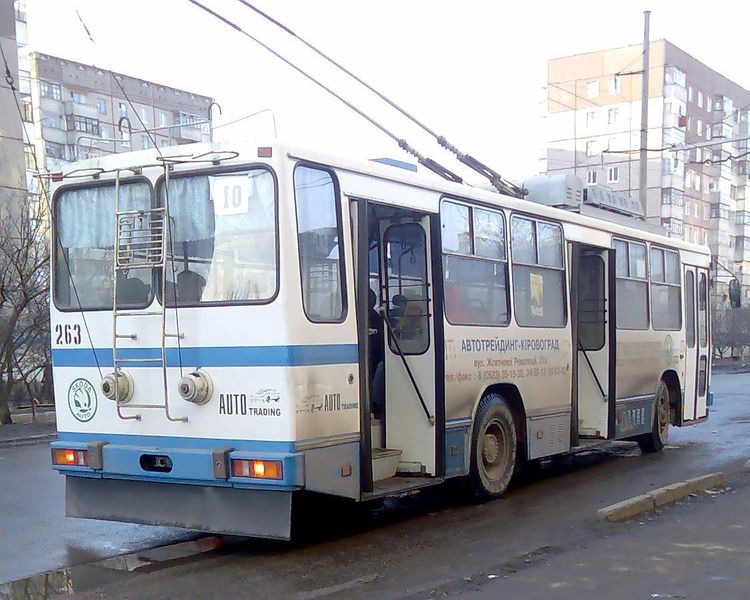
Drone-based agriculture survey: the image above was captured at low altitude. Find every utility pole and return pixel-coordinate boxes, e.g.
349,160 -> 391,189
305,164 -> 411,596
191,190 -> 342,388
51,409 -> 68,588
639,10 -> 651,214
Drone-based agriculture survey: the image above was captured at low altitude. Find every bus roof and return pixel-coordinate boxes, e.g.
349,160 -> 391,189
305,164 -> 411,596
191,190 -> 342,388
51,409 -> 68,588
54,139 -> 710,258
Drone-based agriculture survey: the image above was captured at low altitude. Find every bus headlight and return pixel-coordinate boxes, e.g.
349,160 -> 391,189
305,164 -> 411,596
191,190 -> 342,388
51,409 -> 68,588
101,371 -> 134,403
178,370 -> 213,405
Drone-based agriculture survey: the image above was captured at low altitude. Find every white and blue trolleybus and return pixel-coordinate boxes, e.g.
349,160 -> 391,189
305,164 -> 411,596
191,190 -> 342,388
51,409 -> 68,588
50,141 -> 712,539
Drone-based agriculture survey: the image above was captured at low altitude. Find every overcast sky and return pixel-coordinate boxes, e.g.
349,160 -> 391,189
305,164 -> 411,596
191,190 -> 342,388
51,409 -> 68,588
24,0 -> 750,182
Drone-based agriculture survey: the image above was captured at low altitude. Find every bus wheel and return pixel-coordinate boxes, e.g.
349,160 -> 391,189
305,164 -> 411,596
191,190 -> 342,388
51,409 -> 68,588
638,379 -> 670,453
469,393 -> 519,499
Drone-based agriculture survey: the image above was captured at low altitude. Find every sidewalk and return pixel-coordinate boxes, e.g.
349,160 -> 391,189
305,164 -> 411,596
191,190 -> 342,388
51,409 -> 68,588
461,459 -> 750,599
0,419 -> 57,447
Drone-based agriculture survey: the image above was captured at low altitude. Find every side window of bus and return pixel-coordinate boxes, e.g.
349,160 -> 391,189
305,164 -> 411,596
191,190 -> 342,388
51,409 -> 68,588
510,216 -> 566,327
441,199 -> 510,327
613,239 -> 649,330
650,247 -> 681,331
294,165 -> 346,323
384,223 -> 429,355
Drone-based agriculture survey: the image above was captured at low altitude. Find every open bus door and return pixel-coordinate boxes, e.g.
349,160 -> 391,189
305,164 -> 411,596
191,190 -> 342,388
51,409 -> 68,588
682,266 -> 710,422
570,243 -> 616,442
350,198 -> 444,497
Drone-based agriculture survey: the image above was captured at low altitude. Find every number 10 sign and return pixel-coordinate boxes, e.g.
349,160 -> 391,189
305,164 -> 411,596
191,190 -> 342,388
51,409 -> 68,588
211,175 -> 251,216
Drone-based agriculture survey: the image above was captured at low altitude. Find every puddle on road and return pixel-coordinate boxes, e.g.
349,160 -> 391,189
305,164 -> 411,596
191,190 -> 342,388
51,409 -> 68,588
0,537 -> 222,599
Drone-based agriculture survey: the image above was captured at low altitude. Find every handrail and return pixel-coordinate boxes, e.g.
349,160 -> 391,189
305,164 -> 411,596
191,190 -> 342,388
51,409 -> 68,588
577,340 -> 607,401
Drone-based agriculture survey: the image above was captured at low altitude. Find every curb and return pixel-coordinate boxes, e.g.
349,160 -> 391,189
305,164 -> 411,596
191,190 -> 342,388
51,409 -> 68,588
0,434 -> 57,448
597,472 -> 725,522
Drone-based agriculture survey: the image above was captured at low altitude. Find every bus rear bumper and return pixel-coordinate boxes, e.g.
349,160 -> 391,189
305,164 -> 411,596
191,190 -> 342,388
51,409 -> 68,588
66,475 -> 293,539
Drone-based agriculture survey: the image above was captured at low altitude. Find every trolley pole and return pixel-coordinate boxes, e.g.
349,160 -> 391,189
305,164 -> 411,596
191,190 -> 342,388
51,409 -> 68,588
639,10 -> 651,215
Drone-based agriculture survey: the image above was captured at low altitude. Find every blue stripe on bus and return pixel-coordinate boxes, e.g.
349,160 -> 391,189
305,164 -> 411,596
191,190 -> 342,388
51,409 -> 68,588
56,431 -> 296,453
51,344 -> 359,368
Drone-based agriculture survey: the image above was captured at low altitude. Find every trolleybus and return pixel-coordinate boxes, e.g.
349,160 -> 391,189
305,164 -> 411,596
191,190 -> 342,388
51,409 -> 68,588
50,141 -> 712,539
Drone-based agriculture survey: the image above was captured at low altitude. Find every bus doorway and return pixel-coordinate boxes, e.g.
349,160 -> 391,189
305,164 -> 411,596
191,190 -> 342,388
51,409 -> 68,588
571,243 -> 615,441
351,199 -> 442,496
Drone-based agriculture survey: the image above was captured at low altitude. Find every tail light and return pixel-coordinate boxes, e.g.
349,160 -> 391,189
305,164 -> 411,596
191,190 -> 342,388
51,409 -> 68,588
52,448 -> 89,467
231,459 -> 282,480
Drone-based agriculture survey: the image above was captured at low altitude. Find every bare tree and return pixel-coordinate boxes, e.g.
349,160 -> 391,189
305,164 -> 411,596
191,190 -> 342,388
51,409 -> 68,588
0,197 -> 50,425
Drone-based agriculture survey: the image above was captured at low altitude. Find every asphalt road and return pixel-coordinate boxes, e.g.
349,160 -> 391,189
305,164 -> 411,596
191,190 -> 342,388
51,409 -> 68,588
1,371 -> 748,598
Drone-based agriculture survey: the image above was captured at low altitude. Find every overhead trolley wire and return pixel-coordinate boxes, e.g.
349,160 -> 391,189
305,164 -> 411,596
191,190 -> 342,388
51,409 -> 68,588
185,0 -> 465,185
232,0 -> 525,198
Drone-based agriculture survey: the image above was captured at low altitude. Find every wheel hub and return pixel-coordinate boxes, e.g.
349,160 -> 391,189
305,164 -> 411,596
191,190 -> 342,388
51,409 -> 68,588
483,433 -> 501,465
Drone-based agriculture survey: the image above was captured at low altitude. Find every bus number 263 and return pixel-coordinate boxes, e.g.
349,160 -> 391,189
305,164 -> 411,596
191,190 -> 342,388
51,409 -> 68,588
55,324 -> 81,345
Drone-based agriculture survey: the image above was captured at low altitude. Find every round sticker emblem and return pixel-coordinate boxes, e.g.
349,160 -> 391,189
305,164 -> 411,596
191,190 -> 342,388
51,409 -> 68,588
68,378 -> 98,422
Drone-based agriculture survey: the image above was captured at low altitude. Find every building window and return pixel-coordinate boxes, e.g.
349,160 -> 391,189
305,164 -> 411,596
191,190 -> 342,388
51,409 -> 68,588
142,136 -> 149,150
100,126 -> 108,139
585,140 -> 597,157
707,97 -> 712,112
686,115 -> 692,131
613,239 -> 649,329
98,98 -> 107,115
121,130 -> 130,148
607,166 -> 619,183
159,112 -> 167,127
586,110 -> 596,127
510,217 -> 566,327
45,141 -> 66,160
139,107 -> 149,124
684,200 -> 691,216
71,91 -> 86,104
688,86 -> 694,102
41,111 -> 64,130
441,200 -> 510,327
696,119 -> 702,135
694,174 -> 701,192
39,80 -> 61,100
176,111 -> 206,132
66,115 -> 100,135
160,139 -> 168,148
608,108 -> 618,125
608,77 -> 622,95
21,98 -> 32,122
665,66 -> 687,87
119,102 -> 127,118
585,80 -> 599,98
23,144 -> 35,169
587,169 -> 597,185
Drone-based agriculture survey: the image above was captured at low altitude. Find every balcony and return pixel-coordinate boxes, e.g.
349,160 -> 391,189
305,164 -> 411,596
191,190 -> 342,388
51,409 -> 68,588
661,173 -> 684,191
63,100 -> 100,120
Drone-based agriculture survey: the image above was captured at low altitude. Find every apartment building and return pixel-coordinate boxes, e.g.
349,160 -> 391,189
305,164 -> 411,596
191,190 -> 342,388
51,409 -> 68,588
25,51 -> 214,179
543,40 -> 750,303
0,0 -> 26,216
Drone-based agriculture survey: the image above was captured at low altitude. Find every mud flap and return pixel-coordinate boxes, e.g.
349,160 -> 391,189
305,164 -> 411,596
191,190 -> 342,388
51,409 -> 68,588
66,476 -> 293,540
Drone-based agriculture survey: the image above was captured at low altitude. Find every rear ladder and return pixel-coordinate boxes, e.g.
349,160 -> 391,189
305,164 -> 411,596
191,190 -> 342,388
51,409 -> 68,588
112,170 -> 187,422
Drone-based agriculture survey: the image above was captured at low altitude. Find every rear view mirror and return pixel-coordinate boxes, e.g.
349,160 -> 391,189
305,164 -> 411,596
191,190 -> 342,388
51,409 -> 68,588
729,278 -> 741,308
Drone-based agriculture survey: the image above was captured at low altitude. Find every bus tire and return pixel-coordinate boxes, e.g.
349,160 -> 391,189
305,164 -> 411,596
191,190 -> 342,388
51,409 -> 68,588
638,379 -> 670,453
469,393 -> 519,499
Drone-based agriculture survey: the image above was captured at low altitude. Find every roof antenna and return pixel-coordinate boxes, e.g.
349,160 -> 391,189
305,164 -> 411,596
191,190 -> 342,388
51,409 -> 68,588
233,0 -> 526,198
